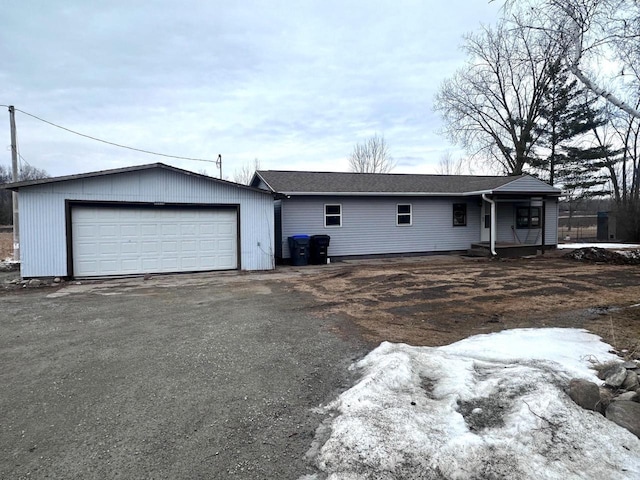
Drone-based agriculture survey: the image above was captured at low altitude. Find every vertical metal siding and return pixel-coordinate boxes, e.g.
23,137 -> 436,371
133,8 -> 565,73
19,169 -> 274,277
280,196 -> 481,258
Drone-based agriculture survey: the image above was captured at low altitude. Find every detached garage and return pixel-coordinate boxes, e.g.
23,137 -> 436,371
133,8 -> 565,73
4,163 -> 275,278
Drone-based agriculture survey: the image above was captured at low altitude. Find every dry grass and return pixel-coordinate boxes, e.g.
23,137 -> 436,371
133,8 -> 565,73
0,232 -> 12,260
286,253 -> 640,355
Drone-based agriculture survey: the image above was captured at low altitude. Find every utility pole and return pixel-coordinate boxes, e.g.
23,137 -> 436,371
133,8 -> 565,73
9,106 -> 19,261
216,154 -> 222,179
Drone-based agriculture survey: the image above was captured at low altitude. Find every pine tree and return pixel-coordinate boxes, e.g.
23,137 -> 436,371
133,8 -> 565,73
535,61 -> 619,230
535,61 -> 613,190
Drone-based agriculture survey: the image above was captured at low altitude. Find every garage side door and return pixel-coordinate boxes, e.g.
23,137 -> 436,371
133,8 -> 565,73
71,206 -> 238,277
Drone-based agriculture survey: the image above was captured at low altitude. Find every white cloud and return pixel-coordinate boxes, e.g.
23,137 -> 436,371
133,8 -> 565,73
0,0 -> 501,177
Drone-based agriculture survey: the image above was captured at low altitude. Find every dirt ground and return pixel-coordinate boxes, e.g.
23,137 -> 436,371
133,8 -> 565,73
0,232 -> 11,259
285,252 -> 640,357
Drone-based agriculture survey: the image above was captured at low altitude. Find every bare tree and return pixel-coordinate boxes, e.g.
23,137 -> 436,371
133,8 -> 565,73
233,158 -> 261,185
348,134 -> 395,173
435,152 -> 469,175
0,164 -> 49,225
434,17 -> 562,175
506,0 -> 640,119
594,98 -> 640,239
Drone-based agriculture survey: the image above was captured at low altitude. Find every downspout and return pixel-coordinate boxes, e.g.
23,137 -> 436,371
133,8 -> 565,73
482,193 -> 497,256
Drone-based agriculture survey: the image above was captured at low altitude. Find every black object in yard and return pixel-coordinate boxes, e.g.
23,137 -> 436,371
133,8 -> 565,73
288,235 -> 310,266
310,235 -> 331,265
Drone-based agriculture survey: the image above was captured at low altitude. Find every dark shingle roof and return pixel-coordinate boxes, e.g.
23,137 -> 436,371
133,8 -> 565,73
254,170 -> 554,195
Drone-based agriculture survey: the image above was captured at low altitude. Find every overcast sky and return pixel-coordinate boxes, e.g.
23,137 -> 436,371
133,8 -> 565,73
1,1 -> 501,179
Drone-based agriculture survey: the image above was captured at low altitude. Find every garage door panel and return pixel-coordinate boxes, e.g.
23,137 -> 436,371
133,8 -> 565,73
217,222 -> 235,235
140,224 -> 158,236
161,241 -> 178,253
181,240 -> 197,252
99,225 -> 118,237
161,224 -> 179,235
120,224 -> 138,236
199,224 -> 215,235
181,224 -> 197,236
72,206 -> 238,276
142,258 -> 160,270
218,239 -> 235,252
120,258 -> 140,270
121,242 -> 139,254
99,242 -> 120,255
141,241 -> 159,254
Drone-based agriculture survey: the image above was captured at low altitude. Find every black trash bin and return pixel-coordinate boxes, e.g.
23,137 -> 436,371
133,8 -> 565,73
310,235 -> 331,265
288,235 -> 310,266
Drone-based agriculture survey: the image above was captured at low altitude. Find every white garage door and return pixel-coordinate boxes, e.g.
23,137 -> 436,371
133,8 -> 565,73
72,206 -> 238,277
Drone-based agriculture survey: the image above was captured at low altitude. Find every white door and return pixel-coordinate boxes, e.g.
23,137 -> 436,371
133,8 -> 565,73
481,201 -> 491,242
72,206 -> 238,277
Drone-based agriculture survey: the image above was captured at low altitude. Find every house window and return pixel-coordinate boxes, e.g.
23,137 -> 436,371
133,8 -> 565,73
325,204 -> 342,227
516,206 -> 541,229
453,203 -> 467,226
397,204 -> 412,226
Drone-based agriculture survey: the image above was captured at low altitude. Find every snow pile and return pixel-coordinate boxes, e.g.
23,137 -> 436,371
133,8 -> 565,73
563,247 -> 640,265
306,329 -> 640,479
558,243 -> 640,250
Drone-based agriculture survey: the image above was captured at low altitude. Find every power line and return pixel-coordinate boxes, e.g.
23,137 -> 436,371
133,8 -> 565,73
2,105 -> 219,164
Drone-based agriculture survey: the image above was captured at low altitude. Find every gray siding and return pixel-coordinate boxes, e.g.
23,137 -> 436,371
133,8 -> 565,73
274,200 -> 283,259
280,196 -> 481,258
19,169 -> 274,277
494,176 -> 560,194
495,199 -> 557,245
545,198 -> 558,245
252,178 -> 270,191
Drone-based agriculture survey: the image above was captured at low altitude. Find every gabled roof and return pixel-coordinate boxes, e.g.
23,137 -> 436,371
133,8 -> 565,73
2,162 -> 272,195
252,170 -> 561,196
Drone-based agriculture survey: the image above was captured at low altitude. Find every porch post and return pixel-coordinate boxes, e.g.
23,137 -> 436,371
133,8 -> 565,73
490,198 -> 496,256
541,199 -> 546,255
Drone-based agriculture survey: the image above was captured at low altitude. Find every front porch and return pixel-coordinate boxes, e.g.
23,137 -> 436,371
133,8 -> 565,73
467,242 -> 542,258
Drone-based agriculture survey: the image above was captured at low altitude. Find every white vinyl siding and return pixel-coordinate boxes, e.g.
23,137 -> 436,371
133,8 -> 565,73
72,207 -> 237,277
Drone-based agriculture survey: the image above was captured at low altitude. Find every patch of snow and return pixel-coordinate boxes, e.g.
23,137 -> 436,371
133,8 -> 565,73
306,328 -> 640,479
557,242 -> 640,249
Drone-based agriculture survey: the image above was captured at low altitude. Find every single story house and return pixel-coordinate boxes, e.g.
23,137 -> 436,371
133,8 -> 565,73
4,163 -> 275,278
250,170 -> 561,261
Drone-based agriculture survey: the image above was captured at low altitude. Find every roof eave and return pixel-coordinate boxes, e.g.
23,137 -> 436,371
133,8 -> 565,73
252,171 -> 276,192
278,190 -> 494,197
1,163 -> 273,195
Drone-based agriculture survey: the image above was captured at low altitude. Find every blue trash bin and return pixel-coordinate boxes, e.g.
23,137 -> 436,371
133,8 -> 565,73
288,235 -> 310,266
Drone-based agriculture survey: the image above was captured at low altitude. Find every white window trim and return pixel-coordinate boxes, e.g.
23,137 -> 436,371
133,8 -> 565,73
324,203 -> 342,228
396,203 -> 412,226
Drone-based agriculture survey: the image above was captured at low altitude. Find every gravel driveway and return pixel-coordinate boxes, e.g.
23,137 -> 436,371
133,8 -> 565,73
0,271 -> 369,479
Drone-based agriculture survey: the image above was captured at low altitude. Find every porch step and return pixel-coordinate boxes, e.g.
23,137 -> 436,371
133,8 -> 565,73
466,247 -> 492,258
467,243 -> 540,258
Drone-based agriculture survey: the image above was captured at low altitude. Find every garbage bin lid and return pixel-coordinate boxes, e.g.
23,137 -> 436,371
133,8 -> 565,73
291,234 -> 310,239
